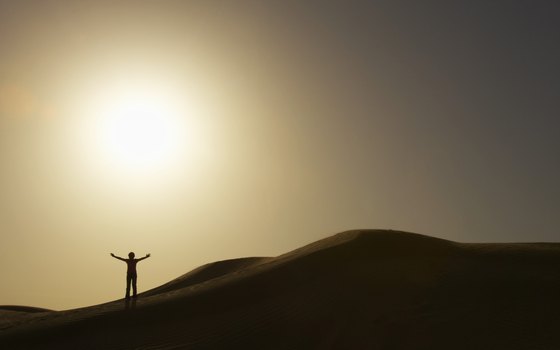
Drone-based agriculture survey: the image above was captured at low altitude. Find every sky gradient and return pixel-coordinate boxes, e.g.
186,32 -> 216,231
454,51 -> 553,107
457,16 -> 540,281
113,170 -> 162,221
1,0 -> 559,310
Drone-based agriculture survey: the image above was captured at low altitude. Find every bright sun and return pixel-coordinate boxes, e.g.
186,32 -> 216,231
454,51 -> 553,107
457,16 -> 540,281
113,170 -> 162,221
98,91 -> 183,169
80,77 -> 198,184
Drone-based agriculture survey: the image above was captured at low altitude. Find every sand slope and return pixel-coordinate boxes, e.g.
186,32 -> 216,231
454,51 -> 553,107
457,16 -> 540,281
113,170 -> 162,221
1,229 -> 560,349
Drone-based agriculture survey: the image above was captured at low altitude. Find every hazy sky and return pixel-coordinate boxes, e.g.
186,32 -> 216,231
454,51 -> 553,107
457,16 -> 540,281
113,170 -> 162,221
1,1 -> 559,310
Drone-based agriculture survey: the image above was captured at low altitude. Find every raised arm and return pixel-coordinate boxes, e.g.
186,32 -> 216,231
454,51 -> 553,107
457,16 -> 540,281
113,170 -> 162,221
110,253 -> 127,262
137,253 -> 151,261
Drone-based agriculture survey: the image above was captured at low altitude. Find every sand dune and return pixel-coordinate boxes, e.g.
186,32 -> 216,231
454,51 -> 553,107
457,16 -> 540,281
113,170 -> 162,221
141,257 -> 272,298
1,229 -> 560,349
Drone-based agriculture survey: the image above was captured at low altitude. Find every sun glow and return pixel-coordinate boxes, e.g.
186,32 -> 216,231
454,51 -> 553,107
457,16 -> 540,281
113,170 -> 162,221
98,90 -> 183,169
78,76 -> 205,186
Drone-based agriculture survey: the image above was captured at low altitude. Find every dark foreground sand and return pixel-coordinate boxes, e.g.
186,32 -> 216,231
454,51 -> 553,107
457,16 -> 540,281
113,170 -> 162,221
2,229 -> 560,349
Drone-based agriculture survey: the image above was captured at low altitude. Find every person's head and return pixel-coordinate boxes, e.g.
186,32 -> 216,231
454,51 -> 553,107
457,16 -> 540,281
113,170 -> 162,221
128,252 -> 135,259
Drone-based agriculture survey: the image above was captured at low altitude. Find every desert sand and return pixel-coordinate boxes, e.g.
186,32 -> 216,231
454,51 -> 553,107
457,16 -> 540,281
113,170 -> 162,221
1,229 -> 560,349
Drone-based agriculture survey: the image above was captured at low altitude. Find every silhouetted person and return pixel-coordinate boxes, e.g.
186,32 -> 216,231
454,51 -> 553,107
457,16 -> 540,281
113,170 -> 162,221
110,252 -> 150,299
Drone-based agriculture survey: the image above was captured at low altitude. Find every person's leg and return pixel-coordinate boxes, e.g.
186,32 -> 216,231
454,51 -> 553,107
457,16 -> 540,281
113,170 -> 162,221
125,274 -> 132,299
132,274 -> 138,297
